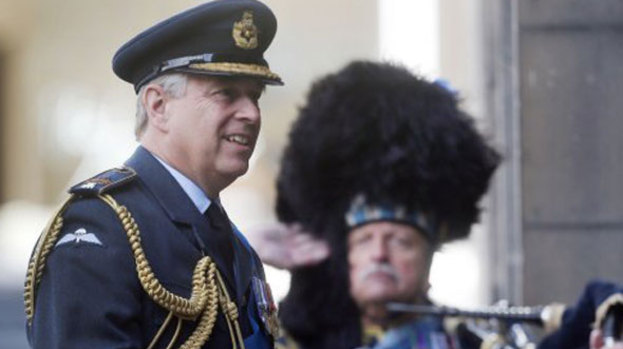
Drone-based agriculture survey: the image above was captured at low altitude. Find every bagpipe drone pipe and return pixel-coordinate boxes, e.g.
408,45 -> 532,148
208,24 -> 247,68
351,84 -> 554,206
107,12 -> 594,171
387,280 -> 623,349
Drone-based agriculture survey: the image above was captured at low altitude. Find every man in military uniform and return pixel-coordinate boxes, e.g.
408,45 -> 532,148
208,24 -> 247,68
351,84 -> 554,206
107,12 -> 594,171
24,0 -> 281,348
254,61 -> 501,349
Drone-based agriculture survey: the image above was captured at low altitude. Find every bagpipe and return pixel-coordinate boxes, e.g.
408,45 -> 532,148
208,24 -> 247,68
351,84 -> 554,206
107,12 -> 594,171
386,280 -> 623,349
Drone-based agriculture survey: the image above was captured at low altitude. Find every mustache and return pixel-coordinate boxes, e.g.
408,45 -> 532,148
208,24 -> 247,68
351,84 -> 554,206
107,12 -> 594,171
356,263 -> 400,283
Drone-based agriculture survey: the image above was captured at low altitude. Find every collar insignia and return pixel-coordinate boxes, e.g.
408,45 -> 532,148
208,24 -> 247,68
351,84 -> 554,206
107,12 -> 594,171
232,11 -> 258,50
80,182 -> 97,190
55,228 -> 104,248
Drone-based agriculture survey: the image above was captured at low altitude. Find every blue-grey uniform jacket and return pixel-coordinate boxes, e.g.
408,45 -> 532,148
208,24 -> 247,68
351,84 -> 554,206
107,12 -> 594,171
26,146 -> 275,349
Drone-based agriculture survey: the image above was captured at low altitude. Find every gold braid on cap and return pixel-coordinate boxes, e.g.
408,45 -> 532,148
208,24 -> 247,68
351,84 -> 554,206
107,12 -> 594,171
24,193 -> 246,349
189,62 -> 281,81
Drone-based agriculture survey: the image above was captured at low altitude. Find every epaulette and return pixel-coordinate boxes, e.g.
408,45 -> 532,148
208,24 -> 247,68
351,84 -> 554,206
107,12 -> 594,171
69,166 -> 137,196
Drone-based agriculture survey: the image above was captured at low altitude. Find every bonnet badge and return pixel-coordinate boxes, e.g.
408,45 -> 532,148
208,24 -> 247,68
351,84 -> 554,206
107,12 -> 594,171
232,11 -> 258,50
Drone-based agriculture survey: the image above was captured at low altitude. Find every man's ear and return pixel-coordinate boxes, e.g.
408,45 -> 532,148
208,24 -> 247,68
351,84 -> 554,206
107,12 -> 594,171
142,84 -> 169,132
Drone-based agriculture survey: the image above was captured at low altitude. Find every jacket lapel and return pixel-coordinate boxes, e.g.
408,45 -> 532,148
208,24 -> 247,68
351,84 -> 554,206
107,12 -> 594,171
124,146 -> 237,292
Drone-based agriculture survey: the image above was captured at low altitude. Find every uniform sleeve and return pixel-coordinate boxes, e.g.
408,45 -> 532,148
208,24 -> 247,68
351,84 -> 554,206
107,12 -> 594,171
27,197 -> 143,349
538,280 -> 623,349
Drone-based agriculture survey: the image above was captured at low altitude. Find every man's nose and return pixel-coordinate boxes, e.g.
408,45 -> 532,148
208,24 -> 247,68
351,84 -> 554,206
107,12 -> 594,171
237,97 -> 261,123
370,238 -> 389,262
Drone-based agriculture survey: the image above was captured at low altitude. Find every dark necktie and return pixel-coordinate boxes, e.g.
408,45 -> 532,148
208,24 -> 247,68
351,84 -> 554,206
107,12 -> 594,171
204,203 -> 236,286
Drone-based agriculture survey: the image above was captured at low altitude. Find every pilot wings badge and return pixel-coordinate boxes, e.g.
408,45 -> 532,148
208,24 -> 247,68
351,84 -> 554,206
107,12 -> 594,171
55,228 -> 104,248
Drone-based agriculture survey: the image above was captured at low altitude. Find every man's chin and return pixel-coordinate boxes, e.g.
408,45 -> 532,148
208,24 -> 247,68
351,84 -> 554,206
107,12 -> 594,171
357,291 -> 400,306
218,161 -> 249,179
358,296 -> 418,326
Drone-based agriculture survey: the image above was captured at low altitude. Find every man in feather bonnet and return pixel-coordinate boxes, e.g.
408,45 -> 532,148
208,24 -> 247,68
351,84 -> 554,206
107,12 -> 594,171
250,61 -> 500,349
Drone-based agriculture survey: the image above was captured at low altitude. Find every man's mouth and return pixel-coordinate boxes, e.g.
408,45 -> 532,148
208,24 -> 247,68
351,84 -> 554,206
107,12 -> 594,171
225,134 -> 251,146
358,264 -> 400,283
366,271 -> 397,281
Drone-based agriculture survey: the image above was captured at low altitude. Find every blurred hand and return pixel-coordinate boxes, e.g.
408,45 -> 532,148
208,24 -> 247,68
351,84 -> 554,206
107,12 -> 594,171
590,329 -> 623,349
246,223 -> 330,270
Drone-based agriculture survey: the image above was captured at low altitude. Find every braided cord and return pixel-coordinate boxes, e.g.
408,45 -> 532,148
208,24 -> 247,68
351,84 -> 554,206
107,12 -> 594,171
99,194 -> 215,319
99,194 -> 234,349
24,198 -> 74,324
178,263 -> 220,349
216,271 -> 246,349
148,311 -> 175,349
166,317 -> 183,349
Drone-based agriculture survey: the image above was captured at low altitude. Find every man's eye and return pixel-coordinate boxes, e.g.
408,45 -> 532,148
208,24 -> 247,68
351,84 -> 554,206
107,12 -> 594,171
389,236 -> 413,248
215,89 -> 235,99
350,234 -> 372,248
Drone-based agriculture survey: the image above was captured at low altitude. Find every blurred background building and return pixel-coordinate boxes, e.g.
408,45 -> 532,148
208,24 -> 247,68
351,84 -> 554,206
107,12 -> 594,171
0,0 -> 622,348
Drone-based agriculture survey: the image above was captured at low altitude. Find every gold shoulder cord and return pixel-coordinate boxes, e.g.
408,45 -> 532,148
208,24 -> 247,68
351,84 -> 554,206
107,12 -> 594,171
24,197 -> 75,324
24,193 -> 247,349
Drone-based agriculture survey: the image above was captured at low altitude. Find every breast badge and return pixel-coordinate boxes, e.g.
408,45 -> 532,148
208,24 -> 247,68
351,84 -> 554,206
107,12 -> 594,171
55,228 -> 103,248
252,276 -> 280,338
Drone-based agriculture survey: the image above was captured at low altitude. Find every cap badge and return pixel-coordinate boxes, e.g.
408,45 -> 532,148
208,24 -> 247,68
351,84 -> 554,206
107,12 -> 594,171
232,11 -> 258,50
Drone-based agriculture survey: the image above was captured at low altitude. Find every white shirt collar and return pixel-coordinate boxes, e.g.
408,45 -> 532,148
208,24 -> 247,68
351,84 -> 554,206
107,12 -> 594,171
153,155 -> 215,214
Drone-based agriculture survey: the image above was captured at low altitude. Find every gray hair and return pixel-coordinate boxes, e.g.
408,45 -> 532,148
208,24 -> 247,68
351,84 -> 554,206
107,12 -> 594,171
135,73 -> 188,140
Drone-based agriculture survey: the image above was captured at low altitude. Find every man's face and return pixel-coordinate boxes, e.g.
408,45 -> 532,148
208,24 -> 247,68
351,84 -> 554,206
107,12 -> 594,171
348,221 -> 431,307
163,75 -> 264,192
